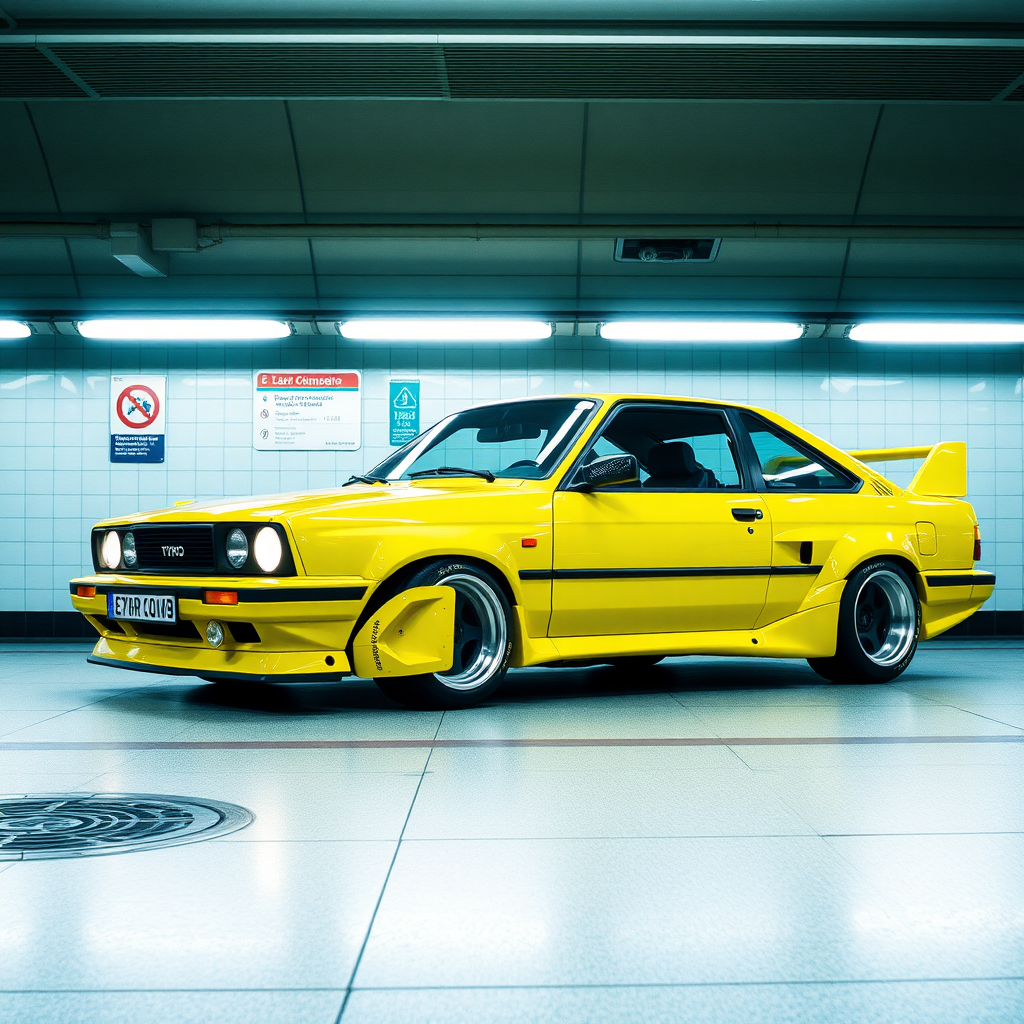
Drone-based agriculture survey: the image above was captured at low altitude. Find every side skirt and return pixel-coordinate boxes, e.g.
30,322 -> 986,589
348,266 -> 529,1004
514,602 -> 841,667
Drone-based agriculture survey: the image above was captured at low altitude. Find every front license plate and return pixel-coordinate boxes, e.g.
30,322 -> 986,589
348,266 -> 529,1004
108,592 -> 177,624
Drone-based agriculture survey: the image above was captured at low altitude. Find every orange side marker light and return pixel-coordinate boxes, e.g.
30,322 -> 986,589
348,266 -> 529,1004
521,538 -> 538,548
204,590 -> 238,605
77,586 -> 96,598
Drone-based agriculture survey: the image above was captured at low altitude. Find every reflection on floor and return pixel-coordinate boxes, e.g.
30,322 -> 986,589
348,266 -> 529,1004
2,640 -> 1023,1023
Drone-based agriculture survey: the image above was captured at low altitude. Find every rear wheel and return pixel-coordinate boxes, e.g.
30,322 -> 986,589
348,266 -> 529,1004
373,561 -> 513,710
808,560 -> 920,684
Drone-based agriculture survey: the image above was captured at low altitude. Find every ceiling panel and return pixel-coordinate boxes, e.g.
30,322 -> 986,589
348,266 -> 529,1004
0,105 -> 60,214
584,104 -> 880,216
859,106 -> 1024,217
168,239 -> 314,276
290,101 -> 584,214
26,101 -> 303,215
310,238 -> 579,276
0,238 -> 71,276
844,241 -> 1024,278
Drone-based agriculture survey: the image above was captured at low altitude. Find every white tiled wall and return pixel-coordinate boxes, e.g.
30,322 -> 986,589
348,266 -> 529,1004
1,333 -> 1021,612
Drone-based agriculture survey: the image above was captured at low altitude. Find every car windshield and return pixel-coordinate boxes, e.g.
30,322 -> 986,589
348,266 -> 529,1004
370,398 -> 598,481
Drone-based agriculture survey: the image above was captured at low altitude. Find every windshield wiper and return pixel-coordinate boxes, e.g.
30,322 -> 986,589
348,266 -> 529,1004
343,474 -> 388,486
409,466 -> 496,482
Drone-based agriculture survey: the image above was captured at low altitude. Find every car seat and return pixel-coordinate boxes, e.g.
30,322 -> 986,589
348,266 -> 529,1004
643,441 -> 712,488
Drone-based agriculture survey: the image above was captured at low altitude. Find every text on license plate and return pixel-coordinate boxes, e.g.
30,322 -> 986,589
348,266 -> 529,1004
108,593 -> 177,623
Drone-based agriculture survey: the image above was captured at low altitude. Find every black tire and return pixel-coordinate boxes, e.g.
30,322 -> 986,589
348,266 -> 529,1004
807,559 -> 920,685
373,561 -> 513,710
608,656 -> 665,671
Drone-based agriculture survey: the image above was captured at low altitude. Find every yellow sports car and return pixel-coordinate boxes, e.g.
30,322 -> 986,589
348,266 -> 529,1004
71,394 -> 993,708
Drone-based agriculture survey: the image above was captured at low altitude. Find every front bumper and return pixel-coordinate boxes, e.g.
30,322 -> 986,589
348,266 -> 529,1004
71,574 -> 376,682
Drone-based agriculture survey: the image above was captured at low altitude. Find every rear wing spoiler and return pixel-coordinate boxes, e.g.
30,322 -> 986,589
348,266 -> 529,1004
848,442 -> 967,498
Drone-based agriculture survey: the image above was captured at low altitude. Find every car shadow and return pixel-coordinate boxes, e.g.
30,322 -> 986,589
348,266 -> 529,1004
92,654 -> 946,719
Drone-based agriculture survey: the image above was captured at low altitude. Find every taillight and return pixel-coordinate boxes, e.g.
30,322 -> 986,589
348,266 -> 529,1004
973,524 -> 981,562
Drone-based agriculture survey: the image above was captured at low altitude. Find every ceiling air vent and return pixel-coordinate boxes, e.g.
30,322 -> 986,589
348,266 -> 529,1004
615,238 -> 721,264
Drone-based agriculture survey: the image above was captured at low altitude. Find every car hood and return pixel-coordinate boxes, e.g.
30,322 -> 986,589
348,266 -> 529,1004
98,477 -> 536,527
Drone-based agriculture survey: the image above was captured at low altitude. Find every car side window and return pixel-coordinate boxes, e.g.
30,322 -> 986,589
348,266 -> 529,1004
740,413 -> 855,490
582,405 -> 743,490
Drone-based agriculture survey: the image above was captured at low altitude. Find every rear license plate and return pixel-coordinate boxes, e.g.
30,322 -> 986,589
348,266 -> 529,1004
108,592 -> 177,623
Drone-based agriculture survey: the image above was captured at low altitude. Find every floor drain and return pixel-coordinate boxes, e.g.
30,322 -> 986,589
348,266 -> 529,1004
0,793 -> 253,860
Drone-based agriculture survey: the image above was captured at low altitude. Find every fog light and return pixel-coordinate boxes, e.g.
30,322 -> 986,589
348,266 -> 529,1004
206,620 -> 225,648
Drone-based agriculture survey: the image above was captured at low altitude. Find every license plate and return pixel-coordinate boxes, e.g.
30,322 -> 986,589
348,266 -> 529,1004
107,592 -> 177,624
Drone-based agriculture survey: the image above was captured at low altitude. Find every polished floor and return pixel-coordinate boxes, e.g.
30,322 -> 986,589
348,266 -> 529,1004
1,640 -> 1023,1023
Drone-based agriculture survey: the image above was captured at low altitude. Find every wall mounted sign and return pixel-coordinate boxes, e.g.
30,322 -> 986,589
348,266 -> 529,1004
253,370 -> 361,451
109,375 -> 166,463
389,379 -> 420,445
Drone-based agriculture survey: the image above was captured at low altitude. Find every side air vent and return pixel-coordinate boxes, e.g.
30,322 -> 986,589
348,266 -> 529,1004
47,44 -> 445,97
615,238 -> 720,264
3,41 -> 1022,101
0,47 -> 89,97
442,45 -> 1024,102
871,479 -> 895,496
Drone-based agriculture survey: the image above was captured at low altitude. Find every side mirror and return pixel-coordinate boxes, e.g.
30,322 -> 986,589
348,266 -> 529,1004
574,454 -> 639,491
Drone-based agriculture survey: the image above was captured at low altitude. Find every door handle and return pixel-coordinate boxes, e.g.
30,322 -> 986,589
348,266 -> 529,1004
731,508 -> 763,522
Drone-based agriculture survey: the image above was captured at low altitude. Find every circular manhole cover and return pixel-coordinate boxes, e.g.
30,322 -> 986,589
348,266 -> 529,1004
0,793 -> 253,860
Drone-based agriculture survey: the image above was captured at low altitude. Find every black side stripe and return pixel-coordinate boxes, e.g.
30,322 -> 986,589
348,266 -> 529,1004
519,566 -> 822,582
72,584 -> 367,602
925,573 -> 996,588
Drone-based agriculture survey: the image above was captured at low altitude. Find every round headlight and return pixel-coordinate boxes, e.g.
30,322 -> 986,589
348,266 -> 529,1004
226,528 -> 248,569
253,526 -> 283,573
100,530 -> 121,569
122,531 -> 137,567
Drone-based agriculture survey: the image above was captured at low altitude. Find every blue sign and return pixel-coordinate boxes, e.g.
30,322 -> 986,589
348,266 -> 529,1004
389,380 -> 420,445
110,434 -> 165,464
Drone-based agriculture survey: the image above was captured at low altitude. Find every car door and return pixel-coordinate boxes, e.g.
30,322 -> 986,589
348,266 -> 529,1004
549,403 -> 771,637
736,410 -> 863,627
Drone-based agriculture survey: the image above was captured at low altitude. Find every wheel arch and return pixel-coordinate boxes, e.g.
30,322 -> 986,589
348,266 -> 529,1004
846,552 -> 919,586
346,554 -> 518,666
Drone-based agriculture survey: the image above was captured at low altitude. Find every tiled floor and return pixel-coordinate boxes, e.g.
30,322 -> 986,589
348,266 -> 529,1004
1,640 -> 1023,1023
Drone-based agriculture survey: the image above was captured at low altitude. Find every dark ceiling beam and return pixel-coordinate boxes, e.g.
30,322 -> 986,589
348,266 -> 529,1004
3,29 -> 1023,43
3,220 -> 1024,240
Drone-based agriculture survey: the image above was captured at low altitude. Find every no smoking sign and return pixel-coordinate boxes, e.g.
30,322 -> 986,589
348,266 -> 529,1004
110,375 -> 166,464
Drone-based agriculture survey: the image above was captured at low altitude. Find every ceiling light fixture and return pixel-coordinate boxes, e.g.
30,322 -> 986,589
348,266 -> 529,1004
77,319 -> 292,341
0,320 -> 31,340
338,318 -> 553,342
600,321 -> 804,342
849,322 -> 1024,345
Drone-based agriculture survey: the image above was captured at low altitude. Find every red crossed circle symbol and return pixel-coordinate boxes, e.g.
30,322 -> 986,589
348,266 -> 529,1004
116,385 -> 160,429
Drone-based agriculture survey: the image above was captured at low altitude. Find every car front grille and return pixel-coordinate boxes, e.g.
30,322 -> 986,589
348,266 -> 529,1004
130,526 -> 216,572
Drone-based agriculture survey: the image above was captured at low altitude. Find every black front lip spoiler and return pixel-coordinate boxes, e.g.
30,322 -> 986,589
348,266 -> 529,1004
87,654 -> 349,685
73,583 -> 367,602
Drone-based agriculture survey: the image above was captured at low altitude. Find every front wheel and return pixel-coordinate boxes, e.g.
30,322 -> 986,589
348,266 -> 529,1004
374,561 -> 513,710
808,560 -> 920,684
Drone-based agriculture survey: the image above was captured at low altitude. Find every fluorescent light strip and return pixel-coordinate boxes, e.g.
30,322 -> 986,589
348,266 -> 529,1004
0,320 -> 31,340
78,318 -> 292,341
601,320 -> 804,343
339,318 -> 553,342
850,322 -> 1024,345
